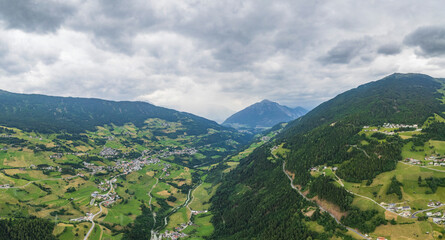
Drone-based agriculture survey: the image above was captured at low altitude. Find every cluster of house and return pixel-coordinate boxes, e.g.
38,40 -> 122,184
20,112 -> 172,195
405,156 -> 445,167
405,158 -> 421,165
0,134 -> 13,138
381,123 -> 419,129
157,147 -> 198,158
0,184 -> 11,189
424,211 -> 445,224
427,201 -> 442,207
98,179 -> 115,191
363,123 -> 421,135
309,166 -> 338,172
36,165 -> 62,172
28,135 -> 43,140
70,212 -> 94,222
160,221 -> 193,239
381,203 -> 411,217
116,157 -> 161,175
100,147 -> 120,158
83,162 -> 106,174
91,179 -> 120,207
261,136 -> 271,142
49,153 -> 63,159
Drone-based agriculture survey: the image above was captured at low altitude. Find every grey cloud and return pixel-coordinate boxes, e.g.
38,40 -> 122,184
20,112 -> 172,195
377,43 -> 402,55
0,0 -> 75,33
320,38 -> 373,64
404,26 -> 445,56
2,1 -> 445,122
68,0 -> 157,53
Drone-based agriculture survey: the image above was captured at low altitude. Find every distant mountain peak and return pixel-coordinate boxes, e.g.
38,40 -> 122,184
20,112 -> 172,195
223,100 -> 307,130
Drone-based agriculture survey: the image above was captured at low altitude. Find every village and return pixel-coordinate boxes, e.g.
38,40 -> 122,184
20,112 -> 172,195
363,123 -> 422,136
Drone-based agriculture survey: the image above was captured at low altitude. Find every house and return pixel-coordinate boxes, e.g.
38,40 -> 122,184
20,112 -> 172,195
426,212 -> 442,217
432,217 -> 445,224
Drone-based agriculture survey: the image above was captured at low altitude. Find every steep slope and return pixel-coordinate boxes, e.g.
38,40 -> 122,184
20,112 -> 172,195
0,90 -> 222,134
223,99 -> 307,130
210,73 -> 445,239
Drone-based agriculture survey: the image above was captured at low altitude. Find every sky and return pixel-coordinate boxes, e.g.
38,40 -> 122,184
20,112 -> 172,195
1,1 -> 445,123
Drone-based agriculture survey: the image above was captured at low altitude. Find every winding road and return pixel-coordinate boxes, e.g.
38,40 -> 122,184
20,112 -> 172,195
186,181 -> 203,219
282,161 -> 370,239
84,202 -> 104,240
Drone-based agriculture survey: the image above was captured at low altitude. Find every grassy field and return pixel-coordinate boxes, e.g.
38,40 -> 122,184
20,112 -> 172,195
343,161 -> 445,211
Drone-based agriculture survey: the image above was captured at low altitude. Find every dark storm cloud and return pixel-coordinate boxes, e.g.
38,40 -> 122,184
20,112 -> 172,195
404,26 -> 445,56
0,0 -> 75,33
377,43 -> 402,55
319,38 -> 373,64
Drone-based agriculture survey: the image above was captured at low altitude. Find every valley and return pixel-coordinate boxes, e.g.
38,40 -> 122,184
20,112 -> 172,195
3,74 -> 445,240
0,116 -> 250,240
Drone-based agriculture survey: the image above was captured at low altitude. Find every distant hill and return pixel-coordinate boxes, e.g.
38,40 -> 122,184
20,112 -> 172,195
222,99 -> 307,130
0,90 -> 223,134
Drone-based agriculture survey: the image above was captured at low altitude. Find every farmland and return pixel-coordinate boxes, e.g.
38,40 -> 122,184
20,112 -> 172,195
0,119 -> 250,239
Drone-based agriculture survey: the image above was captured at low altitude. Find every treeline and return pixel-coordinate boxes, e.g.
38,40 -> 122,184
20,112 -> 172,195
309,176 -> 353,211
0,218 -> 57,240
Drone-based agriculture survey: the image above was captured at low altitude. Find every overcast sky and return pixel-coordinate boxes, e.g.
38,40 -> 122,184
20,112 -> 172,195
1,1 -> 445,122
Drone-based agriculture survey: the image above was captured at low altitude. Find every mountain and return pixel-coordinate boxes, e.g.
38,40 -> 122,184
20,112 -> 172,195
222,99 -> 307,130
210,73 -> 445,239
0,90 -> 222,134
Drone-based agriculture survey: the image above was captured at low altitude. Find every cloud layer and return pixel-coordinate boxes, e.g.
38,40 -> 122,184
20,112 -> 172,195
1,0 -> 445,122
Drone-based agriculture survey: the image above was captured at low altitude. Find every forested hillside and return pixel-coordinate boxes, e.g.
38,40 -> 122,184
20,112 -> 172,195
0,90 -> 223,134
210,73 -> 445,239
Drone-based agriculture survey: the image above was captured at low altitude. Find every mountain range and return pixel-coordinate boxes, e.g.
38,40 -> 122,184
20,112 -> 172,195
223,99 -> 307,130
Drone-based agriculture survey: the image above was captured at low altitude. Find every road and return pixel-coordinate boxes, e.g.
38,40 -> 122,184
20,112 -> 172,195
185,181 -> 203,222
282,161 -> 370,239
84,202 -> 104,240
399,161 -> 445,173
150,177 -> 201,239
5,175 -> 78,189
330,166 -> 411,219
411,204 -> 445,218
149,171 -> 164,240
349,145 -> 370,158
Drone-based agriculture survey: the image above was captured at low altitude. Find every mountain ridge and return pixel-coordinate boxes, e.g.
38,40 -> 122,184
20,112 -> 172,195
0,89 -> 224,134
